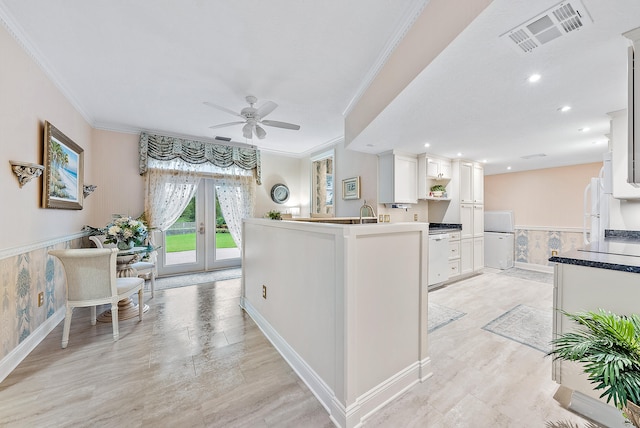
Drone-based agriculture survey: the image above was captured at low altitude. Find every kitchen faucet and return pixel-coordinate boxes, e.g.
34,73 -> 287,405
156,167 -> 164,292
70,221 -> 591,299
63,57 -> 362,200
359,200 -> 376,224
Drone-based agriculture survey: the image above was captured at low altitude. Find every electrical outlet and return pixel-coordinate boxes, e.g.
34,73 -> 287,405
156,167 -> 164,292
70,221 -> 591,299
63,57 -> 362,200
262,285 -> 267,299
413,213 -> 418,221
378,214 -> 384,223
384,214 -> 390,223
551,250 -> 558,257
37,292 -> 44,307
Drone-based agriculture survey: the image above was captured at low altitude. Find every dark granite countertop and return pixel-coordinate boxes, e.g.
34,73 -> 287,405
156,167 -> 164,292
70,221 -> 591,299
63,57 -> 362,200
429,223 -> 462,234
549,230 -> 640,274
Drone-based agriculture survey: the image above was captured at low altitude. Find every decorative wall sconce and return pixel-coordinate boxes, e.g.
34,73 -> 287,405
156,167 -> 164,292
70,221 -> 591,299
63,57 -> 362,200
83,184 -> 97,197
9,161 -> 44,188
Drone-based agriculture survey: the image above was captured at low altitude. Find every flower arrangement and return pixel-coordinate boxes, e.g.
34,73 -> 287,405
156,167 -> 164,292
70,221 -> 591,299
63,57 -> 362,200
103,216 -> 148,250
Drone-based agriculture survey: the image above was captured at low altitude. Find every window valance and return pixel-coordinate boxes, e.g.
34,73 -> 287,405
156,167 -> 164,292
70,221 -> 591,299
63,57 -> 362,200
139,132 -> 261,184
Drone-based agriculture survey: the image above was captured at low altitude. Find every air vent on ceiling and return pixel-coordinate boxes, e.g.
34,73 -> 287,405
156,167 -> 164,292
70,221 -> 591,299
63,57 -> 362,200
500,0 -> 593,54
215,136 -> 231,142
521,153 -> 547,160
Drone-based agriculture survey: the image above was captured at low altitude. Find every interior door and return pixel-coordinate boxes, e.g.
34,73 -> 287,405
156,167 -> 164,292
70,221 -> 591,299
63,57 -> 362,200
156,180 -> 240,277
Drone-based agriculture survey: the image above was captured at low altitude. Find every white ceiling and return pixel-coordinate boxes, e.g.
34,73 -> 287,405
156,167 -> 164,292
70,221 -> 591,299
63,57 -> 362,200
1,0 -> 639,175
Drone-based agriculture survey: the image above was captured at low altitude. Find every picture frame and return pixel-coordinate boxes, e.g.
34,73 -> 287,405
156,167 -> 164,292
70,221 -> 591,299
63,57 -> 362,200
42,121 -> 84,209
342,176 -> 361,200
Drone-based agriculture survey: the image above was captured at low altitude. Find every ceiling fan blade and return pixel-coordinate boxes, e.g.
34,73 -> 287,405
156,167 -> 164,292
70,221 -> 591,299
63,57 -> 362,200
261,120 -> 300,130
242,123 -> 253,139
256,101 -> 277,118
203,101 -> 243,118
209,121 -> 245,130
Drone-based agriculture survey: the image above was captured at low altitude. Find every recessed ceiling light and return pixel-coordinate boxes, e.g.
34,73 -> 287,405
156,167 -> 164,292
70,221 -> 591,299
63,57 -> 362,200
558,106 -> 571,112
457,152 -> 462,157
507,166 -> 512,170
424,143 -> 430,148
578,127 -> 590,132
528,74 -> 541,83
482,159 -> 488,163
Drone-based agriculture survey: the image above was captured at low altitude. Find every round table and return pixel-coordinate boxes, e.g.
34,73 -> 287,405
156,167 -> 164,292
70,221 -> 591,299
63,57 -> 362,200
96,246 -> 153,322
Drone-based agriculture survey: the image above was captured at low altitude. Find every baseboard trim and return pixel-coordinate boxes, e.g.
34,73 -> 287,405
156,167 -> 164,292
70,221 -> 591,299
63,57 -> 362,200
515,261 -> 554,273
0,307 -> 64,383
241,298 -> 337,417
240,297 -> 427,428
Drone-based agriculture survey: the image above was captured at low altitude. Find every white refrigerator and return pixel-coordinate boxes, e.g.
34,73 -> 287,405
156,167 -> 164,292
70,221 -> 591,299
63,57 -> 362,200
583,152 -> 612,245
484,211 -> 515,270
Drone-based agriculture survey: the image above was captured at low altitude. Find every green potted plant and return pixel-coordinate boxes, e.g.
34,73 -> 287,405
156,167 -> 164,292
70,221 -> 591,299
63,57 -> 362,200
430,184 -> 447,197
548,309 -> 640,427
266,210 -> 282,220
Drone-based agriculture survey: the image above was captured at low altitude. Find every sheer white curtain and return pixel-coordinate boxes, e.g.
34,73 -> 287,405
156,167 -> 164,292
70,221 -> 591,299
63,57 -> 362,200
144,161 -> 201,232
215,174 -> 256,249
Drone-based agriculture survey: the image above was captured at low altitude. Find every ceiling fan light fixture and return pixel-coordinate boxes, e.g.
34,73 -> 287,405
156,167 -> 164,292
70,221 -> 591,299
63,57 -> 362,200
255,125 -> 266,139
242,123 -> 253,139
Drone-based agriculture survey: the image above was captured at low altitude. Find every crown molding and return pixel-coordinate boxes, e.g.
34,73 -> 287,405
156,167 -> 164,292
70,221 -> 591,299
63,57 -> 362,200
0,3 -> 95,126
342,0 -> 428,117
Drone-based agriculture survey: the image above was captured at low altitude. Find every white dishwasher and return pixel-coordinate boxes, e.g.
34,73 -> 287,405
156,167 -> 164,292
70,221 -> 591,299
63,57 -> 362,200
428,232 -> 450,288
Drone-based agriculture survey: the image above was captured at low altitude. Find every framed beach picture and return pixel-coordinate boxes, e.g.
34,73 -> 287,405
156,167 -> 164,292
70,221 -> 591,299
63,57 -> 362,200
42,121 -> 84,209
342,176 -> 361,200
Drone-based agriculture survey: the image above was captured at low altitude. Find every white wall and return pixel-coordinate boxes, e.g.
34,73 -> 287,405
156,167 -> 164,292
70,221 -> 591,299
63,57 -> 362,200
255,152 -> 306,218
88,129 -> 145,227
334,142 -> 379,217
0,24 -> 93,250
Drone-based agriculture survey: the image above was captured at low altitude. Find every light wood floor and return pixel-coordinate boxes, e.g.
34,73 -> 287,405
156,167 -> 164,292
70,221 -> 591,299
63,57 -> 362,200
0,269 -> 592,427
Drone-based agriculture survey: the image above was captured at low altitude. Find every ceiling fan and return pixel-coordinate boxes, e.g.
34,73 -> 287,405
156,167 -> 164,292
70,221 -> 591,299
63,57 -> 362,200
204,95 -> 300,140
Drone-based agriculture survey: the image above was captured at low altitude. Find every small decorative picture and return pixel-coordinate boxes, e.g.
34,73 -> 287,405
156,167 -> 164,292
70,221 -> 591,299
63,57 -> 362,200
342,176 -> 361,200
42,121 -> 84,209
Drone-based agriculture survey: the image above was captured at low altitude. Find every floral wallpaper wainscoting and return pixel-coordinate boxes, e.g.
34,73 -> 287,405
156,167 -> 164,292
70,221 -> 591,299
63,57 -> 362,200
0,239 -> 79,361
515,228 -> 583,268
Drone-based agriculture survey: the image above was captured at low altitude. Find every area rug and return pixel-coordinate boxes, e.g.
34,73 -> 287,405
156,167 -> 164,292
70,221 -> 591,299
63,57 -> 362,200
155,268 -> 242,291
498,267 -> 553,285
482,304 -> 552,353
428,303 -> 466,332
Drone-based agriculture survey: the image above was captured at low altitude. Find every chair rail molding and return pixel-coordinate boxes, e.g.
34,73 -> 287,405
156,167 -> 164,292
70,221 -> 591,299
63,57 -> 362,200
9,160 -> 44,188
0,232 -> 86,261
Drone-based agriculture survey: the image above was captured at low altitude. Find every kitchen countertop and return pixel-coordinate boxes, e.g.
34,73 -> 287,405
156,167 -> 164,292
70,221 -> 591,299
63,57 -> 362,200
428,223 -> 462,234
549,230 -> 640,274
288,217 -> 377,224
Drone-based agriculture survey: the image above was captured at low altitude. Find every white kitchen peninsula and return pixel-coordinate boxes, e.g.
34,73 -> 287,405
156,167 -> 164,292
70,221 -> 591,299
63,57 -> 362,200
550,234 -> 640,427
241,218 -> 430,428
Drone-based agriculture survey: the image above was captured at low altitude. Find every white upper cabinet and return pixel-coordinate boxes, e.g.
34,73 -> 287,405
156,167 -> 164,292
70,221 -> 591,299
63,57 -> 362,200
459,161 -> 484,204
426,157 -> 451,180
378,151 -> 418,204
418,154 -> 451,199
610,110 -> 640,199
473,163 -> 484,204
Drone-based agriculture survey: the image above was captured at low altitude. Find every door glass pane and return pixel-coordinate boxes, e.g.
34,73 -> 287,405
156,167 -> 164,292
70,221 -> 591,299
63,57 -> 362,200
165,196 -> 197,265
215,192 -> 240,260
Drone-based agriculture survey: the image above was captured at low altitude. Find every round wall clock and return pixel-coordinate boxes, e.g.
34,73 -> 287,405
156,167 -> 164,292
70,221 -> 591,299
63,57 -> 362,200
270,183 -> 290,204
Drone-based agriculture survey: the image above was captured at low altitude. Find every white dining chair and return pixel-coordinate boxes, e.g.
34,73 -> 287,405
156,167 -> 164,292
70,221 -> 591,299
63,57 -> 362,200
48,248 -> 144,348
89,235 -> 156,298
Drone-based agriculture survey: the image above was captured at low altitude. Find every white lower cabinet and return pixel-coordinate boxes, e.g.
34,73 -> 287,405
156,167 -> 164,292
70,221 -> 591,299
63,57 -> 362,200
448,232 -> 461,279
460,238 -> 473,275
459,203 -> 484,273
473,237 -> 484,271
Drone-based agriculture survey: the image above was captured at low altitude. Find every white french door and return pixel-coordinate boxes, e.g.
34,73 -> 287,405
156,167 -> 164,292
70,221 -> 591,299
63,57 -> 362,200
156,179 -> 240,276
